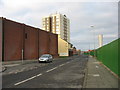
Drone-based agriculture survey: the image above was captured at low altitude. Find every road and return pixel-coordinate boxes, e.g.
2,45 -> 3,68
2,55 -> 88,88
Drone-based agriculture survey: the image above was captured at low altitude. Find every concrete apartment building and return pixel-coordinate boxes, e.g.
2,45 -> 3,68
42,13 -> 71,56
42,13 -> 70,42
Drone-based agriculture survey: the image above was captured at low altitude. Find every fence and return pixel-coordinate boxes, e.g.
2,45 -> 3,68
84,38 -> 119,77
96,38 -> 119,77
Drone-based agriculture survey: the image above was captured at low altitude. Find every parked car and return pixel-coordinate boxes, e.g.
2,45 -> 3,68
38,54 -> 53,63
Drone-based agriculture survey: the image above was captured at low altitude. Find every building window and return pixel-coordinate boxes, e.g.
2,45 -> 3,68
56,31 -> 60,34
56,29 -> 59,31
25,33 -> 27,39
56,18 -> 59,21
56,22 -> 59,25
56,26 -> 59,28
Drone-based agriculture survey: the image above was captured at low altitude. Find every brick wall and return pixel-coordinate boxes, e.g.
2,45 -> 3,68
1,18 -> 58,61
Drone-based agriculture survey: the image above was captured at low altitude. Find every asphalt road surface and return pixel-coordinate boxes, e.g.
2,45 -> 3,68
2,55 -> 88,88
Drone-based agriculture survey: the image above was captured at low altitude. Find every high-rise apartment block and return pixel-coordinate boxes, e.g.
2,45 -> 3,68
42,13 -> 70,42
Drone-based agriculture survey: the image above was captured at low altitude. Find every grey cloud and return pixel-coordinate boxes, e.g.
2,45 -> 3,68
0,1 -> 118,51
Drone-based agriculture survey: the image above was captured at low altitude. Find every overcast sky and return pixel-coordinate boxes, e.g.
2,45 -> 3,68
0,0 -> 118,51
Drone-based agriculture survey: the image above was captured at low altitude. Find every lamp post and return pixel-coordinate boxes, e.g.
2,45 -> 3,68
90,25 -> 95,57
89,43 -> 90,56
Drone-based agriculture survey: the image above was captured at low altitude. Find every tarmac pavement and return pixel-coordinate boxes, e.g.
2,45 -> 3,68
83,56 -> 119,88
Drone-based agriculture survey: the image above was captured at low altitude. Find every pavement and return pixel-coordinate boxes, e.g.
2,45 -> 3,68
2,59 -> 39,75
83,56 -> 119,88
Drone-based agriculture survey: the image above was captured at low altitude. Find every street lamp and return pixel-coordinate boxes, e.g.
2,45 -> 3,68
88,43 -> 90,56
90,25 -> 96,57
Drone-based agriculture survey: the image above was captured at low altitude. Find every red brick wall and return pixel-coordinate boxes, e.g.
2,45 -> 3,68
49,33 -> 58,57
73,48 -> 77,55
38,30 -> 50,57
24,26 -> 39,60
3,19 -> 23,61
2,18 -> 58,61
0,18 -> 3,61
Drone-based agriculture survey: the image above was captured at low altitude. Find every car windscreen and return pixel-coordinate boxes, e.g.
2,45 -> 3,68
41,55 -> 49,58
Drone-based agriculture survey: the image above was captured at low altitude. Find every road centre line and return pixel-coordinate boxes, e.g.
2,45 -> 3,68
46,67 -> 58,72
14,61 -> 71,86
59,64 -> 65,67
14,73 -> 42,86
37,73 -> 42,77
59,61 -> 71,67
46,61 -> 71,73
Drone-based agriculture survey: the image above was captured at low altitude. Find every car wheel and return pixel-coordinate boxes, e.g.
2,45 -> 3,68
47,60 -> 50,63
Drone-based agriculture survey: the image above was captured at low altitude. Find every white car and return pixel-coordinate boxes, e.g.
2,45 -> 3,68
38,54 -> 53,63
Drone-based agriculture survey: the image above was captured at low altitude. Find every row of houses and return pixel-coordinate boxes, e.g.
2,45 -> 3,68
0,17 -> 76,61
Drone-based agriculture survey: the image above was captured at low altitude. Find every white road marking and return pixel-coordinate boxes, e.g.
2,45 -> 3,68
66,62 -> 70,64
14,72 -> 18,74
14,77 -> 36,86
46,67 -> 58,72
8,71 -> 14,74
88,74 -> 100,77
96,65 -> 99,68
59,64 -> 65,67
93,74 -> 100,77
14,62 -> 69,86
14,73 -> 42,86
36,73 -> 42,77
4,64 -> 20,67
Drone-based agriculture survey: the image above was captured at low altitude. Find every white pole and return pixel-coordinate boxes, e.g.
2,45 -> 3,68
93,28 -> 95,57
91,25 -> 95,57
89,42 -> 90,56
22,49 -> 23,63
